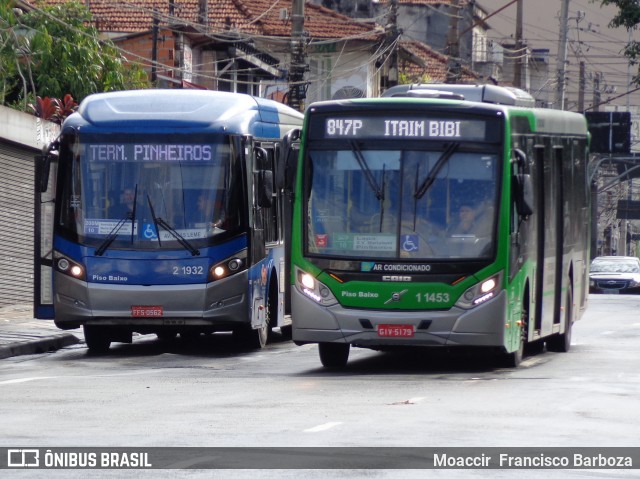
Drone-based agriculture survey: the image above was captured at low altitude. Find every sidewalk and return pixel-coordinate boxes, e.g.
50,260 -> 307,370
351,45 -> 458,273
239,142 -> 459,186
0,304 -> 81,360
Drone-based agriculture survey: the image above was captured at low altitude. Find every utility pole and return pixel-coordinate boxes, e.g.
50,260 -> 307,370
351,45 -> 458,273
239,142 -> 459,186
592,72 -> 601,112
380,0 -> 399,91
578,61 -> 585,111
387,0 -> 399,88
288,0 -> 306,112
513,0 -> 524,88
151,15 -> 159,84
445,0 -> 461,84
554,0 -> 570,109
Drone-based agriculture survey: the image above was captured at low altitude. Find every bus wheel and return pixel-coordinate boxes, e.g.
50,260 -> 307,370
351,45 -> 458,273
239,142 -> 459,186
498,299 -> 527,367
546,288 -> 573,353
255,321 -> 269,348
266,282 -> 279,342
83,325 -> 111,354
318,343 -> 350,368
499,334 -> 524,368
234,319 -> 268,349
498,310 -> 526,368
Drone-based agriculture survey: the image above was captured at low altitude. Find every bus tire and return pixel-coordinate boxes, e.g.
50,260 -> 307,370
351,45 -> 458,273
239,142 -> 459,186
233,323 -> 268,349
499,333 -> 523,368
266,279 -> 279,341
546,288 -> 573,353
83,325 -> 111,354
256,320 -> 269,348
498,298 -> 527,368
318,342 -> 350,368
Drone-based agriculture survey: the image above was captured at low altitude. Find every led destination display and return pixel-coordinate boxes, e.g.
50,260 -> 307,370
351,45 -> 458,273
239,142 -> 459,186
86,144 -> 215,162
309,115 -> 500,142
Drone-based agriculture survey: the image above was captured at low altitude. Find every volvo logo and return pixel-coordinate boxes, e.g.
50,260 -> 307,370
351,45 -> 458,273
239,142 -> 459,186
384,289 -> 409,304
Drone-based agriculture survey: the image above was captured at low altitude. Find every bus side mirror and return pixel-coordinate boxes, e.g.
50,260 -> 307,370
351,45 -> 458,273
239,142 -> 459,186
36,151 -> 54,193
512,148 -> 533,217
254,146 -> 273,207
282,129 -> 301,192
257,170 -> 274,207
274,144 -> 285,190
514,173 -> 534,217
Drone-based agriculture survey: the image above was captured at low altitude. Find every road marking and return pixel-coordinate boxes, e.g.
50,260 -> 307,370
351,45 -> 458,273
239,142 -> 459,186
389,397 -> 426,405
0,377 -> 54,385
0,370 -> 162,386
304,422 -> 343,433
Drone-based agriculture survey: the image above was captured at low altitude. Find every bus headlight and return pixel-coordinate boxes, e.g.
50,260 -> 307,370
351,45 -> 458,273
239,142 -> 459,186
455,272 -> 503,310
295,267 -> 338,307
53,251 -> 86,281
209,251 -> 247,282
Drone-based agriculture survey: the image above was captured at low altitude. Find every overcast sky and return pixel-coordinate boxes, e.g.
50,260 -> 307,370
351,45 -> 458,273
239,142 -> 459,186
477,0 -> 640,110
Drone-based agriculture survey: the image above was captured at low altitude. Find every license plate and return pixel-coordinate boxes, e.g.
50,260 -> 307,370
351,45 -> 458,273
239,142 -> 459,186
131,305 -> 164,317
163,319 -> 184,326
377,324 -> 414,337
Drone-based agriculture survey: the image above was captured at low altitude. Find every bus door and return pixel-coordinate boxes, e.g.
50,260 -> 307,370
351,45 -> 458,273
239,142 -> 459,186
534,142 -> 564,335
33,148 -> 57,319
244,136 -> 273,327
281,129 -> 301,317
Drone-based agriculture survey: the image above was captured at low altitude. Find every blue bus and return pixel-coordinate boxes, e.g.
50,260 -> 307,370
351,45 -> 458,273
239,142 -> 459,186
34,89 -> 303,352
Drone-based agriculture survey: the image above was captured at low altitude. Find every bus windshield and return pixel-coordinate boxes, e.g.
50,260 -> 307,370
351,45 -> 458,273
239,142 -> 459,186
57,132 -> 246,250
305,145 -> 499,260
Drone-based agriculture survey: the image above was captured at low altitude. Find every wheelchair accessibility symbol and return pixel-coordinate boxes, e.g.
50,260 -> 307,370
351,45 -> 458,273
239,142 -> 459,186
402,234 -> 419,252
143,223 -> 158,239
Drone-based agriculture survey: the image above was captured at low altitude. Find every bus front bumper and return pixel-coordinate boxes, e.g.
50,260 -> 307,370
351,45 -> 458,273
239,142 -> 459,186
52,270 -> 249,331
292,287 -> 508,349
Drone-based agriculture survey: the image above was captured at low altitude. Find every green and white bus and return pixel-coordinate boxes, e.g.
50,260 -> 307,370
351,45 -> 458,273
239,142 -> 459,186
290,84 -> 590,368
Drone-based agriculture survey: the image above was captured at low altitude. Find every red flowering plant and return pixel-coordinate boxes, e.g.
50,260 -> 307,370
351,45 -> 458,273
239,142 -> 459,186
28,94 -> 78,124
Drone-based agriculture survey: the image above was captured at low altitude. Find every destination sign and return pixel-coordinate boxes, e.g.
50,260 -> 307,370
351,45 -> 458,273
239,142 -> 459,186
309,115 -> 499,142
86,144 -> 214,162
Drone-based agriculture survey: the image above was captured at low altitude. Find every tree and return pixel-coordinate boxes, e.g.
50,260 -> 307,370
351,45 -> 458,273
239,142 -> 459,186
0,3 -> 23,107
599,0 -> 640,84
0,1 -> 148,111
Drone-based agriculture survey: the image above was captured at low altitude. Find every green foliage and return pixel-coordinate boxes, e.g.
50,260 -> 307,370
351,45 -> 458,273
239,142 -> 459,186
0,4 -> 20,106
600,0 -> 640,30
399,72 -> 432,85
0,1 -> 149,111
599,0 -> 640,83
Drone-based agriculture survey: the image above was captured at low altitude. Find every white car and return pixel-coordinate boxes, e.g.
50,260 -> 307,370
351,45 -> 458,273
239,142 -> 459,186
589,256 -> 640,294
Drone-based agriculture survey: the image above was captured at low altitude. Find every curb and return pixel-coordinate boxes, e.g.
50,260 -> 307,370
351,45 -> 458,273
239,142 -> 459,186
0,333 -> 80,360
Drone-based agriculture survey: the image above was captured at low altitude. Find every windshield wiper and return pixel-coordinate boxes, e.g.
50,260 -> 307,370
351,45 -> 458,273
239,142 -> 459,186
414,142 -> 459,199
350,141 -> 387,231
147,195 -> 200,256
377,164 -> 387,232
95,184 -> 138,256
412,162 -> 420,232
129,184 -> 138,244
350,141 -> 384,201
95,212 -> 132,256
